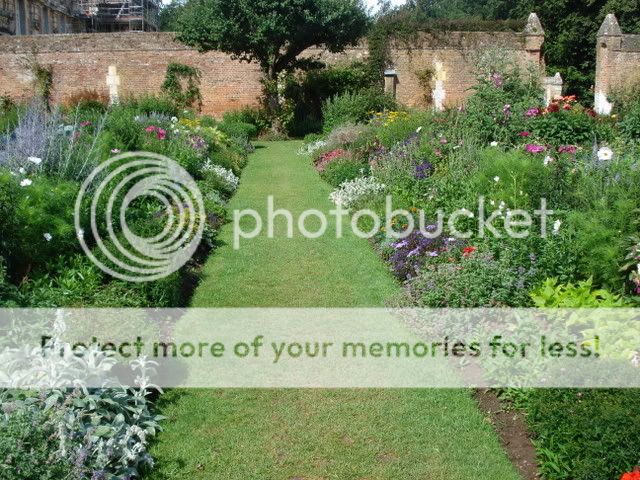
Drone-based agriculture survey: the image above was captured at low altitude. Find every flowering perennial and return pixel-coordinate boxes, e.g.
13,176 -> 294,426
203,161 -> 239,190
329,176 -> 385,208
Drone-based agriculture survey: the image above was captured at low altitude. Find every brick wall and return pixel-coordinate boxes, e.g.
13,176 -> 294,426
595,14 -> 640,114
0,19 -> 544,117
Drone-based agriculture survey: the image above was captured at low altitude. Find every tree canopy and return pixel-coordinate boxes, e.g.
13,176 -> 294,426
176,0 -> 369,75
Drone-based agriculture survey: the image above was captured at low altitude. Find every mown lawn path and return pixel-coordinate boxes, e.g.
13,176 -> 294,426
148,141 -> 520,480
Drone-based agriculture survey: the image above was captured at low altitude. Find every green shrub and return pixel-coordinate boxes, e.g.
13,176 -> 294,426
530,278 -> 627,308
529,106 -> 601,146
222,107 -> 270,134
322,88 -> 397,132
218,120 -> 258,140
619,101 -> 640,142
121,94 -> 178,117
321,157 -> 369,187
105,106 -> 142,150
0,407 -> 73,480
407,246 -> 535,308
0,257 -> 21,307
2,174 -> 80,277
461,53 -> 542,144
526,388 -> 640,480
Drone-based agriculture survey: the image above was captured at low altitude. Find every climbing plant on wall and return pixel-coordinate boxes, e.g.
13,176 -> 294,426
161,62 -> 203,110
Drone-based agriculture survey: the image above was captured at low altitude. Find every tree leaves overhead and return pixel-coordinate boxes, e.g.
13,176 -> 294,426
176,0 -> 370,73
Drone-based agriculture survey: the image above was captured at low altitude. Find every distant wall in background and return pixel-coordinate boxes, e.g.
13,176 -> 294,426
0,16 -> 545,117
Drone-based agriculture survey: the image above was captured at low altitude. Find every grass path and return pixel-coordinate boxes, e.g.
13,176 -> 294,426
148,141 -> 520,479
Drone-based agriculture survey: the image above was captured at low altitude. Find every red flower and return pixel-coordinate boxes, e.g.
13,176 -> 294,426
563,103 -> 572,111
546,103 -> 560,113
519,131 -> 530,137
463,246 -> 477,258
621,470 -> 640,480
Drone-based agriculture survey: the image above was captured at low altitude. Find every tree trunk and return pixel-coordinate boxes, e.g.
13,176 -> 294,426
264,66 -> 284,135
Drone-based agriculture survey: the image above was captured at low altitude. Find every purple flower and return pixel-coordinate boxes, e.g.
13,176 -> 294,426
558,145 -> 577,154
388,230 -> 447,281
525,144 -> 546,154
491,72 -> 503,87
525,107 -> 541,118
415,162 -> 433,180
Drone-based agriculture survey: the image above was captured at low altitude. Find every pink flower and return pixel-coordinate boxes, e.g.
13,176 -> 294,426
526,108 -> 540,118
80,121 -> 92,127
525,144 -> 546,154
490,72 -> 503,88
145,126 -> 157,133
439,137 -> 448,145
558,145 -> 577,154
156,128 -> 166,140
519,131 -> 531,137
110,148 -> 121,154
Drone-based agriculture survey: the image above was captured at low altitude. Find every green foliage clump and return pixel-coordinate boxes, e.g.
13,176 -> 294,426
222,107 -> 270,135
525,388 -> 640,480
161,62 -> 203,110
530,278 -> 627,308
284,62 -> 377,136
0,173 -> 79,278
461,52 -> 542,144
217,119 -> 258,140
320,157 -> 369,187
408,247 -> 535,308
0,408 -> 73,480
322,88 -> 397,132
175,0 -> 369,129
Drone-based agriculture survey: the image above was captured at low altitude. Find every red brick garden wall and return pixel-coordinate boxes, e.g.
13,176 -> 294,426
0,30 -> 542,117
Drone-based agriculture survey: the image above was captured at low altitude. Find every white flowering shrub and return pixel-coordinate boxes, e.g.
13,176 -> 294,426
329,176 -> 385,208
298,139 -> 327,156
0,313 -> 162,479
203,160 -> 239,190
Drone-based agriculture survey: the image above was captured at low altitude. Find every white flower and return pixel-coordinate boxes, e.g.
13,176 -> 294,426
416,126 -> 423,133
490,200 -> 495,206
544,155 -> 553,166
553,219 -> 562,235
203,161 -> 239,190
329,176 -> 385,208
494,176 -> 500,183
77,229 -> 84,240
597,147 -> 614,161
18,167 -> 26,174
171,117 -> 178,123
490,141 -> 499,147
43,233 -> 52,242
499,201 -> 506,210
27,156 -> 42,165
20,179 -> 32,187
111,148 -> 121,154
64,125 -> 74,133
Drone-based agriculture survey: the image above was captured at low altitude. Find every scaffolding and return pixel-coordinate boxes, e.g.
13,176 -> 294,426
79,0 -> 159,32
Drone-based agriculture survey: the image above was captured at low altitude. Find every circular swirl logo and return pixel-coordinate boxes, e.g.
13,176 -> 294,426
74,152 -> 205,283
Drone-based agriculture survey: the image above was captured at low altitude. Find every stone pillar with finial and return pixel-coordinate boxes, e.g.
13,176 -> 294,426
595,14 -> 622,115
523,13 -> 545,66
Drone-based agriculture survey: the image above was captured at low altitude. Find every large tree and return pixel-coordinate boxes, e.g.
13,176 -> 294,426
175,0 -> 370,130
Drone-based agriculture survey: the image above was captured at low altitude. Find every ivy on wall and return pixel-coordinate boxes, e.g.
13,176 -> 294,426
365,10 -> 526,88
161,62 -> 203,110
